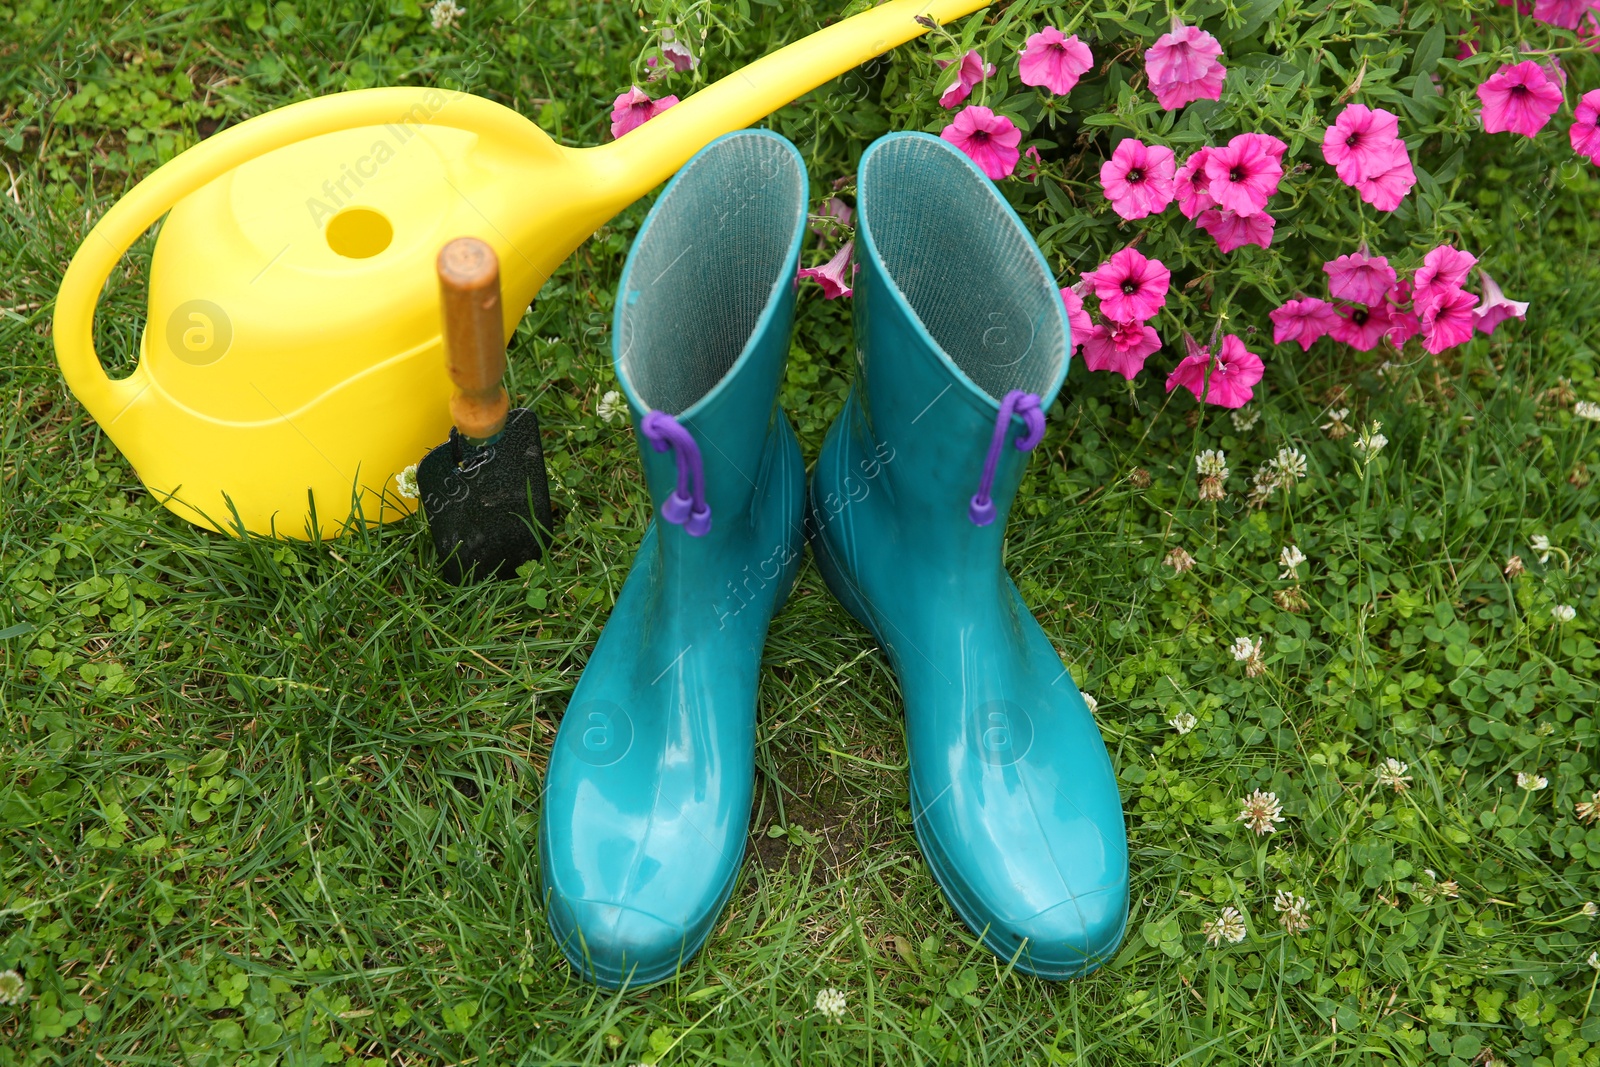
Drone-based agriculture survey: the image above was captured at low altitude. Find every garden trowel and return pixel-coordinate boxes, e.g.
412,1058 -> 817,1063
417,237 -> 553,584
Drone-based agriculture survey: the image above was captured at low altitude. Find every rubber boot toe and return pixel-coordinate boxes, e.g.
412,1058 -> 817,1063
546,894 -> 692,989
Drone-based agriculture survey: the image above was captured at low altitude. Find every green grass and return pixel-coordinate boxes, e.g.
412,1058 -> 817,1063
3,1 -> 1600,1065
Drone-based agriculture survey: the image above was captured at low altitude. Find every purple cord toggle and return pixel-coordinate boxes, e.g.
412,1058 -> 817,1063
969,390 -> 1046,526
641,410 -> 712,537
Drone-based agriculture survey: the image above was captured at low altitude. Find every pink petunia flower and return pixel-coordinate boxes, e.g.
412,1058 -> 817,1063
938,50 -> 996,109
1083,247 -> 1171,324
798,240 -> 856,299
1174,148 -> 1217,219
940,106 -> 1022,180
1413,245 -> 1478,313
1386,315 -> 1423,347
1081,319 -> 1163,379
1573,89 -> 1600,162
1018,145 -> 1045,183
1019,27 -> 1094,95
1384,289 -> 1423,346
1165,333 -> 1264,408
662,40 -> 698,73
1203,133 -> 1286,217
1420,288 -> 1480,353
1353,141 -> 1417,211
1582,10 -> 1600,51
1329,302 -> 1397,351
1322,105 -> 1403,185
1145,21 -> 1227,110
610,86 -> 680,138
1539,52 -> 1570,91
1477,60 -> 1565,137
1533,0 -> 1599,28
1270,297 -> 1340,351
1473,270 -> 1529,335
1195,207 -> 1274,252
1325,252 -> 1398,306
811,197 -> 852,244
1060,285 -> 1094,352
1100,139 -> 1178,220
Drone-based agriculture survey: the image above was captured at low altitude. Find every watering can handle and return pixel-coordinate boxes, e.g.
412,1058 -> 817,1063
52,89 -> 550,427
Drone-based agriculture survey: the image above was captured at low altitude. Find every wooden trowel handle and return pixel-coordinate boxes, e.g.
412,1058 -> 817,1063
438,236 -> 509,445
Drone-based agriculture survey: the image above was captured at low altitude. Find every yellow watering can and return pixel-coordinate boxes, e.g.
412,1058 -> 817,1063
54,0 -> 989,539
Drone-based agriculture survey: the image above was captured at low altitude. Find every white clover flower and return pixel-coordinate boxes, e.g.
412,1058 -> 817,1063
1278,544 -> 1306,579
1081,693 -> 1099,714
1575,400 -> 1600,421
430,0 -> 465,30
1195,449 -> 1229,479
1583,902 -> 1599,918
0,969 -> 24,1005
1552,604 -> 1576,624
1417,869 -> 1460,904
814,987 -> 847,1021
1516,772 -> 1548,791
1274,585 -> 1308,613
1169,711 -> 1197,735
597,390 -> 625,425
1165,547 -> 1196,573
1577,790 -> 1600,823
1231,637 -> 1266,677
1271,447 -> 1308,484
1530,534 -> 1552,564
1355,421 -> 1387,460
1246,464 -> 1281,507
1198,474 -> 1227,502
1374,757 -> 1412,793
1375,360 -> 1397,379
1321,407 -> 1352,439
1273,891 -> 1310,934
1230,407 -> 1260,432
1591,951 -> 1600,970
1202,906 -> 1247,946
395,464 -> 420,500
1237,790 -> 1285,835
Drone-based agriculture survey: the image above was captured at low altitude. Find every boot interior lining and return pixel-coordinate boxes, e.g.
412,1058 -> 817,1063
859,136 -> 1065,402
617,133 -> 806,415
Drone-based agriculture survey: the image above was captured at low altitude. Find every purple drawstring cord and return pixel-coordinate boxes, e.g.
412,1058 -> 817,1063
969,390 -> 1046,526
641,410 -> 712,537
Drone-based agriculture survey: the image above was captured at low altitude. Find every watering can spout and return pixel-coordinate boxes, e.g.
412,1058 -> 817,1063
54,0 -> 993,540
587,0 -> 993,200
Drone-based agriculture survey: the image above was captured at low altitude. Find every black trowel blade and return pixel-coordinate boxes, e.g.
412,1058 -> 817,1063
418,407 -> 553,585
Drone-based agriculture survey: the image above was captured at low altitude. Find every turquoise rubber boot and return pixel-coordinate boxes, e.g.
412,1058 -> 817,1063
808,132 -> 1129,978
540,130 -> 808,988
